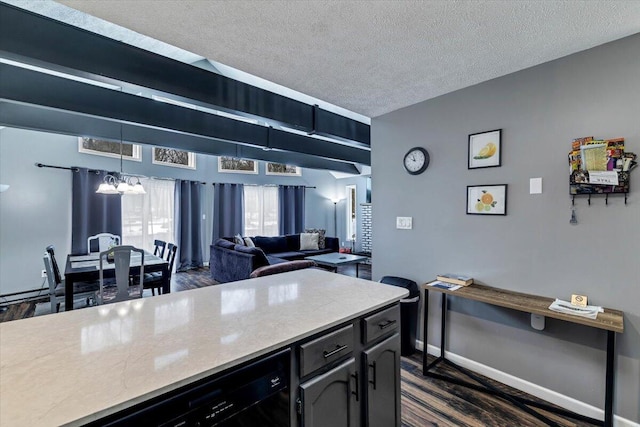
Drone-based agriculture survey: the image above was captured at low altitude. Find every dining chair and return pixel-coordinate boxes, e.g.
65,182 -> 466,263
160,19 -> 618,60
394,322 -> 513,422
43,249 -> 98,313
153,239 -> 167,258
97,245 -> 144,305
144,243 -> 177,296
87,233 -> 121,254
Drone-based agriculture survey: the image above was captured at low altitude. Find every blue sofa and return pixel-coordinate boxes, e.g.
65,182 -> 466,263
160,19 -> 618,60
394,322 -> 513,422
210,234 -> 338,283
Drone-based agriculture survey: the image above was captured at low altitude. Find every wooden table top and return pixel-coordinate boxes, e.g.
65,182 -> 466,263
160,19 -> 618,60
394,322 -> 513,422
422,281 -> 624,334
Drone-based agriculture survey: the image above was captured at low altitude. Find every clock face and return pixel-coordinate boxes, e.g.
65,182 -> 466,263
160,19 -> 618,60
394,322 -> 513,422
403,147 -> 429,175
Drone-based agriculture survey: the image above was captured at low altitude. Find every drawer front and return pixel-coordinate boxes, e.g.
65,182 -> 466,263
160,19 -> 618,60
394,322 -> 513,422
300,324 -> 354,377
363,304 -> 400,344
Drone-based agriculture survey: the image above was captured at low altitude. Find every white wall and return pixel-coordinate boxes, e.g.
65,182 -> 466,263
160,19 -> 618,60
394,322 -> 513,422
372,34 -> 640,422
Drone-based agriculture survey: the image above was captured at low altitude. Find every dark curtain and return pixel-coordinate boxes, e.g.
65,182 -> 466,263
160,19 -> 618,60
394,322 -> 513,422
212,183 -> 244,242
279,185 -> 305,235
71,168 -> 122,254
175,180 -> 203,271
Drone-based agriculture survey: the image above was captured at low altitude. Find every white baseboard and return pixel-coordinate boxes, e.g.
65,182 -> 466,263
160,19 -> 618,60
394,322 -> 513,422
416,340 -> 639,427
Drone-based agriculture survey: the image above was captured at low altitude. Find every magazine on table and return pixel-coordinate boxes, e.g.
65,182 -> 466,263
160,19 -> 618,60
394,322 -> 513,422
427,281 -> 462,291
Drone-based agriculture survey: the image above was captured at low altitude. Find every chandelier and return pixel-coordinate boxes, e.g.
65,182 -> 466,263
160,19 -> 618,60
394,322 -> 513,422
96,127 -> 146,195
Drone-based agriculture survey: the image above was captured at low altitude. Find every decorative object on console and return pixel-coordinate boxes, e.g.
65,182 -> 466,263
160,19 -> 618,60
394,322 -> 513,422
466,184 -> 507,215
468,129 -> 502,169
436,274 -> 474,286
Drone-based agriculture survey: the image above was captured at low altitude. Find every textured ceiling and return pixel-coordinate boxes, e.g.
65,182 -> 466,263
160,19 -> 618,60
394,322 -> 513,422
12,1 -> 640,118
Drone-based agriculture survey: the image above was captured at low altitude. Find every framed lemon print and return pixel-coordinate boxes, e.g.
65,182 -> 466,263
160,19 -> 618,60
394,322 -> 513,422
467,184 -> 507,215
468,129 -> 501,169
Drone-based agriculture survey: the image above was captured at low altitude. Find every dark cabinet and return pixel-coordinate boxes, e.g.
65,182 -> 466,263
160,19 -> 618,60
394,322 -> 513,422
299,358 -> 360,427
363,333 -> 401,427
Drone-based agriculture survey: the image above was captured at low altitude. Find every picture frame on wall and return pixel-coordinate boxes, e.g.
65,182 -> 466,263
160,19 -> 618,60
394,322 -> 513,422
468,129 -> 502,169
466,184 -> 507,215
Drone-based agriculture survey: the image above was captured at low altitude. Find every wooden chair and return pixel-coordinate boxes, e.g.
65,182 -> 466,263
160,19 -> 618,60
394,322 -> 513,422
97,245 -> 144,305
144,243 -> 177,296
43,247 -> 98,313
87,233 -> 121,254
153,239 -> 167,258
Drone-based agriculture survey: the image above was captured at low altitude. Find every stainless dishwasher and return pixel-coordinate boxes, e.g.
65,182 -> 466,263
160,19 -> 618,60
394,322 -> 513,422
89,349 -> 290,427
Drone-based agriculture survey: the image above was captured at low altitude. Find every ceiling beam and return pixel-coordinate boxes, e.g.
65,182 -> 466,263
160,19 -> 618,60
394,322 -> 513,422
0,101 -> 362,174
0,63 -> 371,166
0,2 -> 370,146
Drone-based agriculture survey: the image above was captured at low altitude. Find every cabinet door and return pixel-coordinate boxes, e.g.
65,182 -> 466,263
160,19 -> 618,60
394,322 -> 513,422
299,358 -> 360,427
364,333 -> 401,427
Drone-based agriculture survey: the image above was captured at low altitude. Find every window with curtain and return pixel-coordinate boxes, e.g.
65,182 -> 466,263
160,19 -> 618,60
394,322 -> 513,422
244,186 -> 279,236
122,178 -> 175,252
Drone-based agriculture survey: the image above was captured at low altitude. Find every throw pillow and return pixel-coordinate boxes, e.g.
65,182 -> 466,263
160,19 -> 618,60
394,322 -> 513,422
300,232 -> 319,250
305,228 -> 326,249
234,233 -> 244,245
244,237 -> 256,248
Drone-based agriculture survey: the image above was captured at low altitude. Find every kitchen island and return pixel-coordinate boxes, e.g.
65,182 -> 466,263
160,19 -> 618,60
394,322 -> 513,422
0,269 -> 408,426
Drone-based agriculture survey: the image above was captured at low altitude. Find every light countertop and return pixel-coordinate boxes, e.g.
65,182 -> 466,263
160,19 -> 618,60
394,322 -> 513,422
0,269 -> 408,426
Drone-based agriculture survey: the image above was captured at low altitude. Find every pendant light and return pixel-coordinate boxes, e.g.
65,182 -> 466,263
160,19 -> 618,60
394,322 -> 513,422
96,125 -> 145,195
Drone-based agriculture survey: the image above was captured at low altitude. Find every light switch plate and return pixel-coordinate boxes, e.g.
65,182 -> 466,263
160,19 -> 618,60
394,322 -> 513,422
529,177 -> 542,194
396,217 -> 412,229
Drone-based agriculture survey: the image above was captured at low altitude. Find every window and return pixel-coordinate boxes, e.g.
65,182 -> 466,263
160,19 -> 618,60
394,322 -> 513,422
152,147 -> 196,169
218,156 -> 258,174
78,137 -> 141,161
266,162 -> 301,176
244,186 -> 279,236
345,185 -> 357,242
121,178 -> 175,253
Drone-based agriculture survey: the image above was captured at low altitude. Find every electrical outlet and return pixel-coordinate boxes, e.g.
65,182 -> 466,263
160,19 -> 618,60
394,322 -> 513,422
41,269 -> 47,278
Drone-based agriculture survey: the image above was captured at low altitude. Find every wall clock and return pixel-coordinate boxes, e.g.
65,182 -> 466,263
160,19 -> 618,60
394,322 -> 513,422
403,147 -> 429,175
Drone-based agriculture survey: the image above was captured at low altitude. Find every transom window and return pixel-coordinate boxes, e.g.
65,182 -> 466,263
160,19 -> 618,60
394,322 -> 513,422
78,137 -> 141,161
152,147 -> 196,169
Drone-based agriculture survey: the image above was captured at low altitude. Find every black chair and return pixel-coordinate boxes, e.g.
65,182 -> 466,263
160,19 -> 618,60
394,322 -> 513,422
45,245 -> 99,312
153,239 -> 167,258
144,243 -> 177,296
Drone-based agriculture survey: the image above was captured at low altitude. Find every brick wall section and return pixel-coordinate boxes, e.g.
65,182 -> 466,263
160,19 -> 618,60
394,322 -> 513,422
361,204 -> 372,254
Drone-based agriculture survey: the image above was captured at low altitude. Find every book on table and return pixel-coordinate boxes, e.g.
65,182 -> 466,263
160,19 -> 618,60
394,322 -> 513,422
436,274 -> 474,286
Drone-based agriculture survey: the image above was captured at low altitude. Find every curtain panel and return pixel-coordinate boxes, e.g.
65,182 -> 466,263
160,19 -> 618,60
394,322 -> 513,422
278,185 -> 305,235
212,183 -> 244,243
71,168 -> 122,254
175,180 -> 203,272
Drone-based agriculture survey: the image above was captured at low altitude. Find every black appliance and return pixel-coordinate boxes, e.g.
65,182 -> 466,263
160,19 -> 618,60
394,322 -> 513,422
89,349 -> 290,427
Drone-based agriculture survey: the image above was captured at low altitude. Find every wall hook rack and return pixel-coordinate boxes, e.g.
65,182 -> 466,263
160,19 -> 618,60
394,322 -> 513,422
571,193 -> 628,205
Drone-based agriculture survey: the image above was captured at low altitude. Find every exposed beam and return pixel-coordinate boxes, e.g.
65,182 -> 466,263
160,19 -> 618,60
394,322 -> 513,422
0,63 -> 371,165
0,2 -> 370,146
0,102 -> 362,174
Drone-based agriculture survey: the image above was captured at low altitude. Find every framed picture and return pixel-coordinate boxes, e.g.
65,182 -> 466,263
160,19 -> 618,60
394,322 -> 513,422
218,156 -> 258,174
467,184 -> 507,215
468,129 -> 501,169
266,162 -> 301,176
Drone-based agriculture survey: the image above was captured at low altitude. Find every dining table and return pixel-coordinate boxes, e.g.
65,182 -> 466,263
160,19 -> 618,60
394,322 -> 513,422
63,250 -> 170,310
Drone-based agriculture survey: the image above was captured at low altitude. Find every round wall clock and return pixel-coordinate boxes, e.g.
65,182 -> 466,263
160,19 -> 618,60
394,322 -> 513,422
403,147 -> 429,175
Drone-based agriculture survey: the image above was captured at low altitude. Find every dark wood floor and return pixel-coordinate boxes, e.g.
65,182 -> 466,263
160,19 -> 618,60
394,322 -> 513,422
2,264 -> 592,426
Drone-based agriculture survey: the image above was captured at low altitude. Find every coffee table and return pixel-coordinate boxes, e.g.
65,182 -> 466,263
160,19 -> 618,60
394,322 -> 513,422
305,253 -> 369,277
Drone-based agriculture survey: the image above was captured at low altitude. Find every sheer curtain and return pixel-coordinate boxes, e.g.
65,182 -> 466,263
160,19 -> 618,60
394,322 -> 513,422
244,186 -> 279,236
121,178 -> 175,253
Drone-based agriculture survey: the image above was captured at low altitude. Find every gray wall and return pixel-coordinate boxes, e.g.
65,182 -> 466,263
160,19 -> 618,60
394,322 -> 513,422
372,34 -> 640,422
0,127 -> 339,300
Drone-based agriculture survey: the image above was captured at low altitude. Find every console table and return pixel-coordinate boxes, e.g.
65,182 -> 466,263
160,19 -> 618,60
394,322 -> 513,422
421,282 -> 624,427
